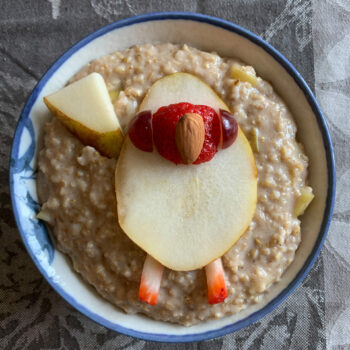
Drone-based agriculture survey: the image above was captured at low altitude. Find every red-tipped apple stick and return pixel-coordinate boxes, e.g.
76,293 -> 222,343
205,258 -> 228,304
139,255 -> 164,305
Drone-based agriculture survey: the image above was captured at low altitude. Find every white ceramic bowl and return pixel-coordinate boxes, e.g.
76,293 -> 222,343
9,12 -> 335,342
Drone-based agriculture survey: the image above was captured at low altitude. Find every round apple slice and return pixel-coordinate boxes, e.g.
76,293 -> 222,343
116,73 -> 257,271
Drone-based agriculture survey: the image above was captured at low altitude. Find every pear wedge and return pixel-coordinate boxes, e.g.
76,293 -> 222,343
44,73 -> 123,158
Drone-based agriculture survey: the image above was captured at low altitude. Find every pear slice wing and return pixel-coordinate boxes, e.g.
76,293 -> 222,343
116,72 -> 257,271
44,72 -> 123,158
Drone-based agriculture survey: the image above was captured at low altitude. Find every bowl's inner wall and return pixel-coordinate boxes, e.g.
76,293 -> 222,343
13,19 -> 328,336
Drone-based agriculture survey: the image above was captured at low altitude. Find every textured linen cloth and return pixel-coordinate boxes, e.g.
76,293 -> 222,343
0,0 -> 348,348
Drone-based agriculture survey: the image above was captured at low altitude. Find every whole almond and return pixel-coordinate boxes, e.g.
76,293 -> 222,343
175,113 -> 205,164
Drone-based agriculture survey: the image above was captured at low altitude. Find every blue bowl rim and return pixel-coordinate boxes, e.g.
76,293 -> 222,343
9,11 -> 336,343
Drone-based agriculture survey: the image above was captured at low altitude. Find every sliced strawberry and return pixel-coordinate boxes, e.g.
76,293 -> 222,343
205,258 -> 228,304
152,103 -> 221,165
139,255 -> 164,305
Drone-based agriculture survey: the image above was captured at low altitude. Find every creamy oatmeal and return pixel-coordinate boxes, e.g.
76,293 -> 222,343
37,44 -> 308,326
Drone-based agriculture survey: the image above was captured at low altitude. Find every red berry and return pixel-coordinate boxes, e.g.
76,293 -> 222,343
128,110 -> 153,152
152,103 -> 221,165
220,109 -> 238,149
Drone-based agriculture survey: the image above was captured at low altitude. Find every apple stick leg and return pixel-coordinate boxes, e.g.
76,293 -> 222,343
205,258 -> 228,304
139,255 -> 164,305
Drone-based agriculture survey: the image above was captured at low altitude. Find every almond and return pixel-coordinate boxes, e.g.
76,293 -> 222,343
175,113 -> 205,164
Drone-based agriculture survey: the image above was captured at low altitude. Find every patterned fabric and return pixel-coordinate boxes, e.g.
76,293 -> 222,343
0,0 -> 347,348
313,1 -> 350,348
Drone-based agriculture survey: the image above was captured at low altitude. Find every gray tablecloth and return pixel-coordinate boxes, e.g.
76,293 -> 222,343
1,0 -> 349,349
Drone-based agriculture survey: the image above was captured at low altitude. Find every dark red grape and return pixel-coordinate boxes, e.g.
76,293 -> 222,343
128,110 -> 153,152
220,109 -> 238,149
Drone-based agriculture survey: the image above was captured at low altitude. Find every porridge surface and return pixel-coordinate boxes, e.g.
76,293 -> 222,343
38,44 -> 308,326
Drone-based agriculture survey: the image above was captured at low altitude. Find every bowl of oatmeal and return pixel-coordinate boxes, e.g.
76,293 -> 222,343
9,12 -> 335,342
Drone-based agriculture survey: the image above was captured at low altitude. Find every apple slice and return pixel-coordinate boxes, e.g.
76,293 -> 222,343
231,64 -> 258,86
44,72 -> 123,158
116,73 -> 257,271
294,186 -> 314,217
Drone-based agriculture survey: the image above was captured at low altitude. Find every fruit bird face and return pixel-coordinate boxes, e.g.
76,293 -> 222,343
129,103 -> 238,165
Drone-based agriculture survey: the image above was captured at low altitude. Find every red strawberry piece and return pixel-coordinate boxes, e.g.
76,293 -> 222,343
152,102 -> 221,165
